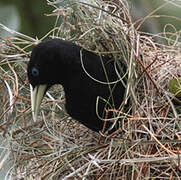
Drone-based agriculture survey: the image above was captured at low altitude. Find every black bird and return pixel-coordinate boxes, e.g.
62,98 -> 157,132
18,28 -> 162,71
27,39 -> 126,132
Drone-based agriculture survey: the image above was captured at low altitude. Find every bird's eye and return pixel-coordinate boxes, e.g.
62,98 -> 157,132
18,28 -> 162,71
31,67 -> 39,77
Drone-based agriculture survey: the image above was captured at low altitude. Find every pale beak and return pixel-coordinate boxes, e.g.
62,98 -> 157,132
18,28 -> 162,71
30,84 -> 47,121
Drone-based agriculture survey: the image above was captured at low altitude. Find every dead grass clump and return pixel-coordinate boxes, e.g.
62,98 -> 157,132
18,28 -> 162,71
0,0 -> 181,179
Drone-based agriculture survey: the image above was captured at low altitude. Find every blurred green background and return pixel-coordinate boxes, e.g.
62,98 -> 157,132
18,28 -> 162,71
0,0 -> 181,40
0,0 -> 181,39
0,0 -> 55,38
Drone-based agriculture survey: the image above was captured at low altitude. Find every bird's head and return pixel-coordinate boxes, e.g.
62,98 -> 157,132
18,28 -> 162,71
27,39 -> 76,121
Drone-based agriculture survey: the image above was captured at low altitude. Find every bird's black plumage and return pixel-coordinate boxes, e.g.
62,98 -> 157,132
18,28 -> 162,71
27,39 -> 126,132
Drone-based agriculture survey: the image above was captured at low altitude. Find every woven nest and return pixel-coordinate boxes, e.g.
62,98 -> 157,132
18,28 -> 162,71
0,0 -> 181,179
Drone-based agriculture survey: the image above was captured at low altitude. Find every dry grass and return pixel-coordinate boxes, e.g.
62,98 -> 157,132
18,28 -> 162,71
0,0 -> 181,179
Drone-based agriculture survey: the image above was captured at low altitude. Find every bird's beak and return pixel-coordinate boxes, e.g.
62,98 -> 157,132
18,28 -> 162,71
30,84 -> 47,121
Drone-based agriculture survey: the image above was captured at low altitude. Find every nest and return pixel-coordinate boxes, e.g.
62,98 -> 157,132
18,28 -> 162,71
0,0 -> 181,179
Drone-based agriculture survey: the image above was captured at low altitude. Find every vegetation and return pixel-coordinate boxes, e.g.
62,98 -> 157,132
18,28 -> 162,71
0,0 -> 181,179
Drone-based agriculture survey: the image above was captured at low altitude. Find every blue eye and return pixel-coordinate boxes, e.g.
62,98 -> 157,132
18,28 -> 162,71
31,67 -> 39,77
